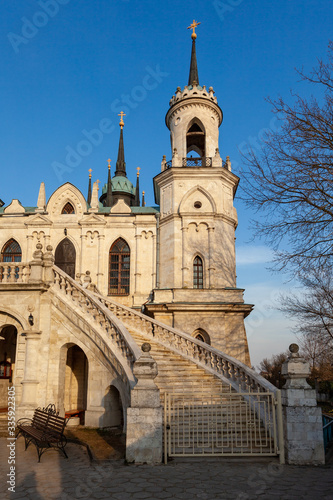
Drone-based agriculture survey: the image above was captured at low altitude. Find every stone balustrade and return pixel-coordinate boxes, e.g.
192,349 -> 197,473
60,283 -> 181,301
0,263 -> 31,283
53,266 -> 142,375
94,294 -> 277,395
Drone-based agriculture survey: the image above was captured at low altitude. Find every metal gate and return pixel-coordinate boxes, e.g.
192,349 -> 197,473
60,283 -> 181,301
164,390 -> 284,463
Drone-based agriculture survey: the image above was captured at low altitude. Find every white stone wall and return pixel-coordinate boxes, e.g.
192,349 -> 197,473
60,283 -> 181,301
0,183 -> 156,308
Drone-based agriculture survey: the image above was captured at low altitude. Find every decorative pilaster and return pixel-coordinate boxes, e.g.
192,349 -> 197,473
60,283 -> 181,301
126,343 -> 162,464
134,233 -> 142,293
281,344 -> 325,465
26,234 -> 34,262
80,233 -> 87,276
19,330 -> 42,411
152,233 -> 156,290
97,234 -> 105,290
181,226 -> 189,287
208,226 -> 215,288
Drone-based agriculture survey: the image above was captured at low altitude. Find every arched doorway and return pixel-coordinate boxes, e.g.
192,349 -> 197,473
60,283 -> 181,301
64,345 -> 88,424
103,385 -> 124,428
55,238 -> 76,279
0,325 -> 17,409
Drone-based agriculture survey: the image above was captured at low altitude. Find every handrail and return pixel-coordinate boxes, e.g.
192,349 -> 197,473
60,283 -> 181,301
52,266 -> 142,388
92,292 -> 277,394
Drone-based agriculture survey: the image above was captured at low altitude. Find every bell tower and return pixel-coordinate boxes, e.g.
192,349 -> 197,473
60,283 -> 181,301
148,22 -> 252,365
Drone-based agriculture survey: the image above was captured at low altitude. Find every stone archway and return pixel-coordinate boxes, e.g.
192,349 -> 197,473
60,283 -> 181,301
63,345 -> 88,424
0,325 -> 17,408
55,238 -> 76,279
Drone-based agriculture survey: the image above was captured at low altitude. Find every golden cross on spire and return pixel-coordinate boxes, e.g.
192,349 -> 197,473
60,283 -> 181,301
108,159 -> 111,170
187,19 -> 201,39
118,111 -> 126,128
88,168 -> 92,178
137,167 -> 141,177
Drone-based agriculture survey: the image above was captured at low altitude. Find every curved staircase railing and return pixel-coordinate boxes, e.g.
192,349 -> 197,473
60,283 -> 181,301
52,266 -> 142,392
93,293 -> 277,394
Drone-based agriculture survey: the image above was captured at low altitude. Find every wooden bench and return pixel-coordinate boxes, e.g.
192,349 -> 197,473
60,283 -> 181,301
16,404 -> 68,462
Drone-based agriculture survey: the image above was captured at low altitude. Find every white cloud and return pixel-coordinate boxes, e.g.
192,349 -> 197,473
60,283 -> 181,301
236,245 -> 274,265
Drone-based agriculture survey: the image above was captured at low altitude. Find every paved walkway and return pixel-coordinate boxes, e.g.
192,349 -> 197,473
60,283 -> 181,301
1,437 -> 333,500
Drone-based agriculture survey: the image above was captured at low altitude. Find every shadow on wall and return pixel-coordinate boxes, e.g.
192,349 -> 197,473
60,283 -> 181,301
100,385 -> 124,429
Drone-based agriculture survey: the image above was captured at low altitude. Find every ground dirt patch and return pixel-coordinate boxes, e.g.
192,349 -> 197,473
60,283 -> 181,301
65,426 -> 126,461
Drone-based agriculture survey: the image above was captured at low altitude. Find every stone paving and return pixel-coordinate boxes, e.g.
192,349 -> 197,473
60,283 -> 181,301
1,437 -> 333,500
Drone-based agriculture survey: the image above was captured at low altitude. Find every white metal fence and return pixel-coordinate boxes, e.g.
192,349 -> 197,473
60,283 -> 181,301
164,390 -> 284,463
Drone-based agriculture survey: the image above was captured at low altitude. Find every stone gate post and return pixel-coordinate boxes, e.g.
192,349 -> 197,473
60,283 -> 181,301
126,343 -> 163,464
281,343 -> 325,465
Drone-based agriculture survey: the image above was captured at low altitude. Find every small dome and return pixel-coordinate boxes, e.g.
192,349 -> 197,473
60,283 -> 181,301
101,176 -> 135,196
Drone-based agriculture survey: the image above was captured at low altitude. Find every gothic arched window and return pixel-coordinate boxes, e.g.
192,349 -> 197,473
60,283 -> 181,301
193,328 -> 211,345
193,255 -> 203,289
1,239 -> 22,263
109,238 -> 130,295
62,202 -> 75,214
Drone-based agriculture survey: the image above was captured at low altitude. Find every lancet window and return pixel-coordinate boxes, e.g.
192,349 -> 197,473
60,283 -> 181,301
109,238 -> 130,295
193,255 -> 203,289
1,239 -> 22,262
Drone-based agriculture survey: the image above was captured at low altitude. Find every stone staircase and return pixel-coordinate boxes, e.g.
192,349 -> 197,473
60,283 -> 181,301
51,267 -> 280,457
129,328 -> 230,397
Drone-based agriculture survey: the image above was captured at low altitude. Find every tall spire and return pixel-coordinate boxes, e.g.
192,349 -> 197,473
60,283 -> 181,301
135,167 -> 140,207
187,20 -> 201,86
87,169 -> 92,205
105,159 -> 113,207
115,111 -> 127,177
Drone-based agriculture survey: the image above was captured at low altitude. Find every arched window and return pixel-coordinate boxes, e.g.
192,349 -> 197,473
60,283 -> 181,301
193,256 -> 203,289
109,238 -> 130,295
193,328 -> 211,345
1,239 -> 22,263
62,202 -> 75,214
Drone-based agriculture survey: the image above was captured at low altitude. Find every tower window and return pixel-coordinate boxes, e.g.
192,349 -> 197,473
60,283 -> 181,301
109,238 -> 130,295
186,120 -> 205,157
1,239 -> 22,263
62,202 -> 75,214
193,256 -> 203,289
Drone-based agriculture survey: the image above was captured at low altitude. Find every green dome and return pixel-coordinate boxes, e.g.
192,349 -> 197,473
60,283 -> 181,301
101,176 -> 135,196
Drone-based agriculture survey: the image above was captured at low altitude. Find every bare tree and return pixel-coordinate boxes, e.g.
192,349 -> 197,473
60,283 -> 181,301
281,270 -> 333,342
240,41 -> 333,276
258,352 -> 288,388
297,330 -> 333,382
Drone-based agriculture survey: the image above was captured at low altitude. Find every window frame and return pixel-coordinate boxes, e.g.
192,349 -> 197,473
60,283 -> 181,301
108,238 -> 130,296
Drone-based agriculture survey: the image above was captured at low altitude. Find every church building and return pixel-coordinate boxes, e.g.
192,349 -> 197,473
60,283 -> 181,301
0,22 -> 256,451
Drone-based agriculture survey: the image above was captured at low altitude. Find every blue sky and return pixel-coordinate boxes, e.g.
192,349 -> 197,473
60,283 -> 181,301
1,0 -> 332,366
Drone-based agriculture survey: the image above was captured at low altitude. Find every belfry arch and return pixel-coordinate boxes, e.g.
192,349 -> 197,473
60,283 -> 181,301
186,118 -> 205,157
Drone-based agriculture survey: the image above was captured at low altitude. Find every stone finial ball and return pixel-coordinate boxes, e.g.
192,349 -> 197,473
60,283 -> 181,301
36,243 -> 43,250
46,245 -> 53,251
141,343 -> 151,352
289,343 -> 299,354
